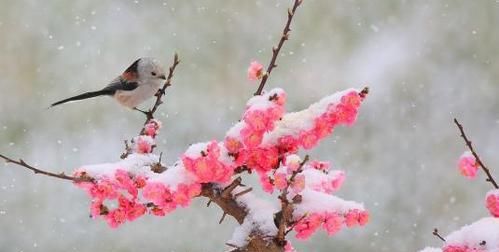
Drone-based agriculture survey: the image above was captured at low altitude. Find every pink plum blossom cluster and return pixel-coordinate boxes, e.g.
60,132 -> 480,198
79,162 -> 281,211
72,87 -> 369,246
293,209 -> 369,240
282,156 -> 368,240
456,151 -> 499,220
419,152 -> 499,252
73,119 -> 202,227
420,217 -> 499,252
457,151 -> 478,179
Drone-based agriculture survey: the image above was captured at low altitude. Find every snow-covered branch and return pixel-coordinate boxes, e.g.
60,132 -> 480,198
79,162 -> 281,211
419,119 -> 499,252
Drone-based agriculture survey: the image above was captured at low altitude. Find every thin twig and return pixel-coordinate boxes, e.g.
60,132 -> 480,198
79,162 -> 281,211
234,187 -> 253,198
454,118 -> 499,189
0,154 -> 87,182
432,228 -> 446,242
254,0 -> 303,96
142,53 -> 180,124
219,212 -> 228,224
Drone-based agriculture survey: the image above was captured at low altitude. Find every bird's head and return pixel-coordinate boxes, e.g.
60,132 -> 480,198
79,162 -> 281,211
123,57 -> 166,82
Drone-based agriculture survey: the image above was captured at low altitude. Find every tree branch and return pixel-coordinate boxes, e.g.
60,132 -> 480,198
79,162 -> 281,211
0,154 -> 91,182
454,118 -> 499,189
275,155 -> 309,245
201,183 -> 248,224
142,53 -> 180,124
254,0 -> 303,96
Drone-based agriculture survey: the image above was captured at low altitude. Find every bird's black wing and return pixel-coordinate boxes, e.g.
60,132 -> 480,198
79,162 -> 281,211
102,76 -> 139,93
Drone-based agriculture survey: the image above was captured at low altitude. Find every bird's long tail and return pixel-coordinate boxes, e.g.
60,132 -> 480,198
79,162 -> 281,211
50,90 -> 113,107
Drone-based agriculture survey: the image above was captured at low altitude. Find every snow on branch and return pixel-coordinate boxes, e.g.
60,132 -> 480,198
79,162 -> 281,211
419,119 -> 499,252
66,86 -> 369,252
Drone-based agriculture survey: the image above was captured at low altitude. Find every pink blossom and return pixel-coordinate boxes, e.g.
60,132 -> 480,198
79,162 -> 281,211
323,212 -> 343,235
244,110 -> 269,132
331,171 -> 346,191
310,160 -> 331,172
274,172 -> 288,190
245,147 -> 279,173
259,173 -> 274,193
277,135 -> 300,154
294,213 -> 324,240
126,203 -> 146,221
247,61 -> 264,81
299,131 -> 319,150
291,174 -> 305,194
134,135 -> 154,154
172,183 -> 201,207
106,208 -> 127,228
458,151 -> 478,179
284,241 -> 296,252
442,245 -> 468,252
224,136 -> 243,153
240,127 -> 264,148
114,169 -> 137,198
142,182 -> 171,207
90,200 -> 104,218
486,189 -> 499,217
143,119 -> 161,137
345,209 -> 369,227
90,179 -> 118,200
182,141 -> 233,183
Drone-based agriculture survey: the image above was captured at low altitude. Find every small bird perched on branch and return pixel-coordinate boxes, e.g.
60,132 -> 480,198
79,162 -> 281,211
51,57 -> 166,109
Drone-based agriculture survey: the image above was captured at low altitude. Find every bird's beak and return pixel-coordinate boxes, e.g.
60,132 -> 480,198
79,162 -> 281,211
159,74 -> 166,80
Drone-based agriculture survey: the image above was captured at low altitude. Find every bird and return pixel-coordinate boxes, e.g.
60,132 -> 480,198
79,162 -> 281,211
50,57 -> 167,109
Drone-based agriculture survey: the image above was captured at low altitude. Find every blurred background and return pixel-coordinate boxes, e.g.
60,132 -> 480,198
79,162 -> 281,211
0,0 -> 498,251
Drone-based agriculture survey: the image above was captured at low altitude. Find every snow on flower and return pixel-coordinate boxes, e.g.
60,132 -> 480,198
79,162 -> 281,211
182,141 -> 234,183
486,189 -> 499,218
247,60 -> 265,81
419,248 -> 443,252
133,135 -> 155,154
72,87 -> 369,237
290,186 -> 367,238
262,88 -> 366,153
441,218 -> 499,252
143,119 -> 162,137
458,151 -> 479,179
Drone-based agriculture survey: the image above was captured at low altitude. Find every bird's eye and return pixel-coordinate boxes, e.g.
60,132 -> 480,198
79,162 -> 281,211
151,71 -> 157,76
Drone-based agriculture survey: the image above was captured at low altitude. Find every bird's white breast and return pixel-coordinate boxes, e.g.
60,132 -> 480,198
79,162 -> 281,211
114,80 -> 162,108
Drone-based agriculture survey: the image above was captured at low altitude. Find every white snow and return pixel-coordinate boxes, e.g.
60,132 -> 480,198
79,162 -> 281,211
418,247 -> 442,252
78,153 -> 160,178
184,142 -> 210,158
444,217 -> 499,251
293,189 -> 364,217
228,189 -> 279,247
146,161 -> 196,189
262,88 -> 359,146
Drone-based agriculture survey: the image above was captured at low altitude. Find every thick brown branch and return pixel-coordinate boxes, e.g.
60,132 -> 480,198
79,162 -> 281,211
0,153 -> 90,182
201,183 -> 247,224
254,0 -> 303,96
454,118 -> 499,189
275,154 -> 309,246
142,53 -> 180,124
